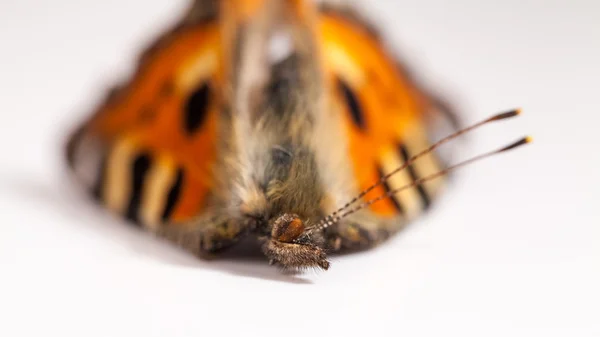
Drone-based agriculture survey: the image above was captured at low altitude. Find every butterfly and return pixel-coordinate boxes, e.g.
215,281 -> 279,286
65,0 -> 530,271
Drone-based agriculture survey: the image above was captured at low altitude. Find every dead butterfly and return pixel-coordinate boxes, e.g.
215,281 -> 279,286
65,0 -> 530,271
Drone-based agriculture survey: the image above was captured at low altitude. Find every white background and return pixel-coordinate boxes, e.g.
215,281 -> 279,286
1,0 -> 599,336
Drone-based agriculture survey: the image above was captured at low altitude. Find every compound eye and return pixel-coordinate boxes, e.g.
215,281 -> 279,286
272,216 -> 305,243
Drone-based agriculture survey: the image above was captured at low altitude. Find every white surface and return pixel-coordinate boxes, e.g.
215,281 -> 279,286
1,1 -> 599,336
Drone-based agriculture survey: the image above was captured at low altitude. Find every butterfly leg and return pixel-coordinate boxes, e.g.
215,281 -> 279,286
156,217 -> 255,257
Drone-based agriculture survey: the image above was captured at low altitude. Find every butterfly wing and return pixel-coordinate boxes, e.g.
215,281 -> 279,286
66,3 -> 223,229
65,0 -> 458,252
318,5 -> 459,246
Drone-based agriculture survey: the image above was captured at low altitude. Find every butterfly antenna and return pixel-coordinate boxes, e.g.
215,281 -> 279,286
303,135 -> 532,236
314,109 -> 523,229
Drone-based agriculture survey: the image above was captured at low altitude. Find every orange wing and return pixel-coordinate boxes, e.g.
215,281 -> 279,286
66,9 -> 222,228
320,7 -> 458,221
66,1 -> 457,230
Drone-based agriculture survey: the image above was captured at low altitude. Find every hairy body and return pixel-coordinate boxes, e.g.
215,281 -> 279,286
66,0 -> 460,271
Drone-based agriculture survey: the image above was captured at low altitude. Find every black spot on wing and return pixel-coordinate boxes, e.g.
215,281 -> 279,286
125,153 -> 152,224
337,78 -> 366,131
161,168 -> 184,221
376,166 -> 404,215
184,82 -> 211,135
92,153 -> 108,201
398,144 -> 431,210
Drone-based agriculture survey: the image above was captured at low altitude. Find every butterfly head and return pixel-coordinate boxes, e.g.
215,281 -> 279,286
261,213 -> 330,271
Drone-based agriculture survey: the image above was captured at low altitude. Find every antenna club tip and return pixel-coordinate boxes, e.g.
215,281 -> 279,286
499,136 -> 532,152
491,109 -> 522,121
516,108 -> 523,115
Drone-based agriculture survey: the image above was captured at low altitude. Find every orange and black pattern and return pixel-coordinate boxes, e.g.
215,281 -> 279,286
66,0 -> 455,233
